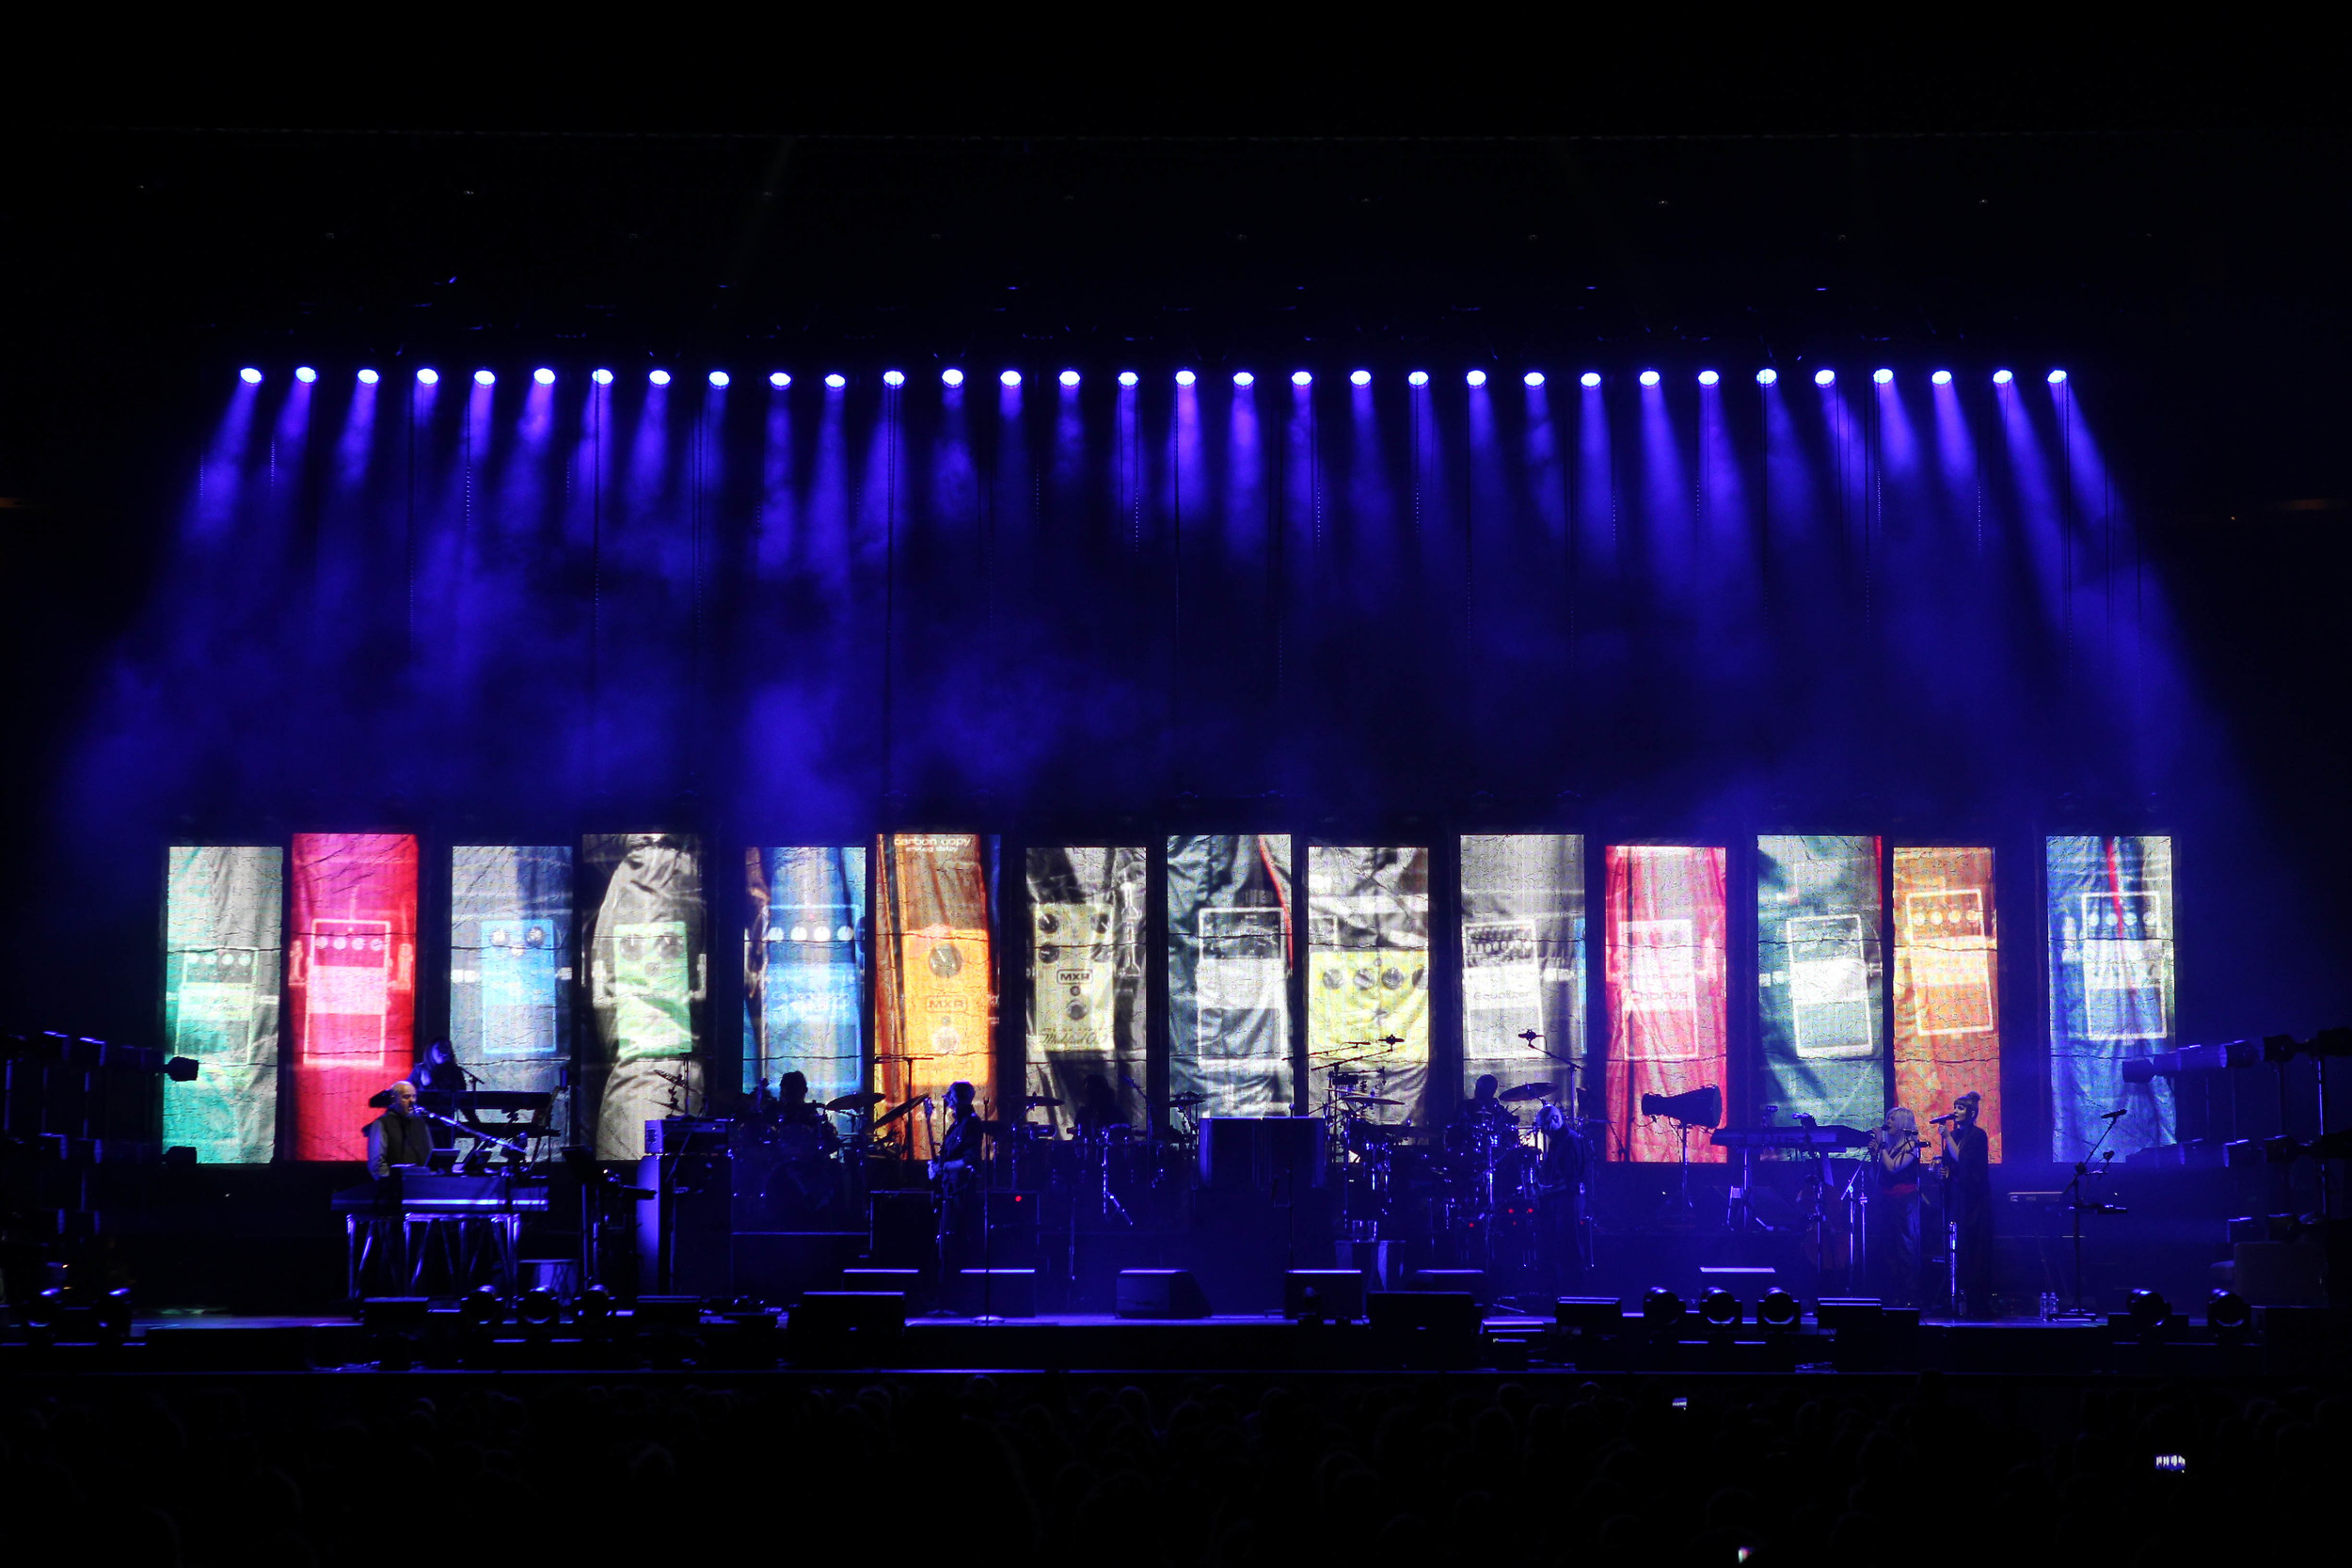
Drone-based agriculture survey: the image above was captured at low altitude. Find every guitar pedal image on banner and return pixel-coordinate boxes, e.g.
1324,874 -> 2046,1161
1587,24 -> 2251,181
1032,900 -> 1118,1055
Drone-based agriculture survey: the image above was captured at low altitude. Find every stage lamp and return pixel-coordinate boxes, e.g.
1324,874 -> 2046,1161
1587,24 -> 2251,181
2047,368 -> 2068,384
826,373 -> 848,388
1757,1290 -> 1802,1331
1700,1288 -> 1741,1328
417,369 -> 439,385
457,1285 -> 503,1335
648,369 -> 672,387
2126,1287 -> 2171,1337
1175,369 -> 1197,386
474,369 -> 496,386
576,1283 -> 615,1333
1407,371 -> 1430,387
1524,371 -> 1545,387
1697,370 -> 1720,387
1581,372 -> 1602,388
1119,371 -> 1138,387
2207,1289 -> 2251,1335
94,1287 -> 133,1344
164,1055 -> 200,1083
533,368 -> 555,386
1873,368 -> 1893,385
1234,371 -> 1254,386
881,370 -> 903,387
1931,370 -> 1952,386
941,369 -> 963,387
1293,370 -> 1312,386
238,367 -> 262,384
1814,369 -> 1836,387
1638,370 -> 1661,387
771,372 -> 791,388
711,370 -> 732,388
1641,1287 -> 1686,1332
1059,370 -> 1080,387
1351,370 -> 1372,386
516,1287 -> 562,1330
1756,368 -> 1778,386
1466,369 -> 1487,387
294,366 -> 317,384
1992,369 -> 2013,385
358,369 -> 380,385
23,1286 -> 61,1329
591,369 -> 613,385
1000,370 -> 1022,387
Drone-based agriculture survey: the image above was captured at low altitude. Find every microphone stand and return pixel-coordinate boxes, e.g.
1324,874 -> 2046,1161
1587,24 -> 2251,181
2058,1113 -> 2126,1319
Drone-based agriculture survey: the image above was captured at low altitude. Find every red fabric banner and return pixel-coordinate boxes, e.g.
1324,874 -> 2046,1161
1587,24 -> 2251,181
1604,845 -> 1729,1162
289,833 -> 419,1161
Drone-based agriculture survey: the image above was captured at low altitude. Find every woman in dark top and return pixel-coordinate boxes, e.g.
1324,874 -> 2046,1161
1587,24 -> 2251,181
1939,1091 -> 1994,1317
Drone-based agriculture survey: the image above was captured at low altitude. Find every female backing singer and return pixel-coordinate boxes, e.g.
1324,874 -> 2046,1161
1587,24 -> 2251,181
1869,1106 -> 1922,1306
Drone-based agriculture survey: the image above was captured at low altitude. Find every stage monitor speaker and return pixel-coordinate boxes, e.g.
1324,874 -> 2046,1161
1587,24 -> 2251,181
1117,1269 -> 1212,1319
951,1268 -> 1038,1318
1814,1297 -> 1883,1331
1367,1291 -> 1481,1340
1405,1268 -> 1490,1308
1554,1296 -> 1627,1332
634,1295 -> 703,1329
787,1291 -> 909,1363
1284,1269 -> 1366,1321
869,1191 -> 937,1269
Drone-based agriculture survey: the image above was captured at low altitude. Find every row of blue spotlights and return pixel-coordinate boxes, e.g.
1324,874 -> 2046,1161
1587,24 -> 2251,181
240,366 -> 2070,388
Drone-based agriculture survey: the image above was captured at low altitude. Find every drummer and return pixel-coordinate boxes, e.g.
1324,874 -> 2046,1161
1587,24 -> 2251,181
1456,1074 -> 1519,1135
1073,1072 -> 1128,1134
775,1071 -> 842,1154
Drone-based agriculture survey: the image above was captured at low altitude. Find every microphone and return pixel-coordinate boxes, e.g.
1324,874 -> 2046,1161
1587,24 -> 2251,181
1930,1113 -> 1958,1124
2101,1108 -> 2129,1120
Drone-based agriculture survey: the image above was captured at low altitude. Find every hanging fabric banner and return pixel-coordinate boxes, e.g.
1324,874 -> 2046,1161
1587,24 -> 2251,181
1307,845 -> 1431,1124
451,846 -> 574,1147
1025,847 -> 1147,1127
163,846 -> 284,1163
1756,835 -> 1885,1130
875,832 -> 996,1159
1460,834 -> 1588,1107
1603,845 -> 1729,1162
289,832 -> 419,1161
1167,834 -> 1293,1117
581,834 -> 708,1160
2047,835 -> 2176,1160
745,846 -> 869,1104
1891,846 -> 2003,1160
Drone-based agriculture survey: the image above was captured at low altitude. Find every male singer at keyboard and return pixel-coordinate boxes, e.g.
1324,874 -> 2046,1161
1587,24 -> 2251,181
366,1081 -> 437,1178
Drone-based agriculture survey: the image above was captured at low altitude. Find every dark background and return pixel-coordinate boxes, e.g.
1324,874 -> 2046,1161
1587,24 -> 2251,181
5,36 -> 2346,1062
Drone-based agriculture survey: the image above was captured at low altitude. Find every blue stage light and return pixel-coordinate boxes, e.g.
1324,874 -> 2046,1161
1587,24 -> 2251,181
1581,372 -> 1602,388
826,373 -> 847,388
649,370 -> 672,387
1350,370 -> 1372,386
1467,369 -> 1487,387
591,369 -> 613,385
1639,370 -> 1661,387
771,372 -> 791,388
941,369 -> 962,387
1756,368 -> 1778,386
1931,370 -> 1953,386
358,369 -> 380,385
1001,370 -> 1022,387
1119,371 -> 1138,387
533,368 -> 555,386
1873,368 -> 1894,385
1059,370 -> 1081,387
1815,369 -> 1836,387
294,366 -> 317,384
1282,370 -> 1305,387
2047,368 -> 2068,384
1407,371 -> 1429,387
238,367 -> 262,384
471,370 -> 493,387
1523,371 -> 1545,387
1697,370 -> 1720,386
1175,370 -> 1197,386
881,370 -> 904,387
710,370 -> 732,388
417,369 -> 439,385
1993,369 -> 2014,385
1233,371 -> 1254,386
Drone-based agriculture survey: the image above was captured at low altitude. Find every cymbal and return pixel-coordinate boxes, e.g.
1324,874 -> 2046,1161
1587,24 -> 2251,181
1498,1082 -> 1555,1102
1025,1094 -> 1063,1107
824,1090 -> 886,1112
1167,1092 -> 1207,1108
1338,1093 -> 1403,1106
872,1094 -> 927,1130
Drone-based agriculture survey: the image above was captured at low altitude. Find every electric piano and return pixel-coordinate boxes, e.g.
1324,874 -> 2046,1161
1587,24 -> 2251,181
335,1169 -> 549,1298
1709,1124 -> 1871,1151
